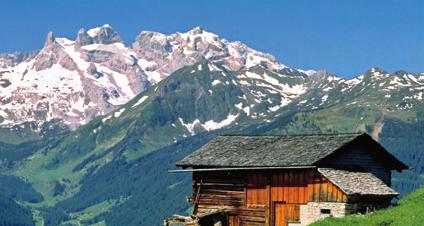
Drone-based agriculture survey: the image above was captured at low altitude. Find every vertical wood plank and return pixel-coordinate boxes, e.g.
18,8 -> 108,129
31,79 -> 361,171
327,180 -> 333,202
307,171 -> 314,201
255,174 -> 259,204
283,172 -> 289,202
266,175 -> 271,226
334,186 -> 339,202
265,204 -> 270,226
299,171 -> 304,203
274,173 -> 278,201
337,186 -> 343,202
313,176 -> 320,201
257,174 -> 260,204
288,171 -> 294,203
332,183 -> 338,202
294,171 -> 299,204
279,173 -> 283,202
303,171 -> 309,203
321,178 -> 328,202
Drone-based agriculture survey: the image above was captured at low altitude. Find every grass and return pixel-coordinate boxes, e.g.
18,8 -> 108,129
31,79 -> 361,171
62,197 -> 127,225
283,105 -> 382,134
311,188 -> 424,226
8,131 -> 128,207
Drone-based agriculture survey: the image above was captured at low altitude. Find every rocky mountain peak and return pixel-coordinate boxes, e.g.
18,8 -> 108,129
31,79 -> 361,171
87,24 -> 123,44
0,24 -> 321,131
310,69 -> 330,78
188,26 -> 204,35
393,70 -> 410,76
132,26 -> 289,77
0,51 -> 38,68
75,28 -> 93,46
367,67 -> 387,75
44,31 -> 55,47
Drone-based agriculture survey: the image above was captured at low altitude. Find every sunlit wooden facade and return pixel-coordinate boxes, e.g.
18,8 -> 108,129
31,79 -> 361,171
192,169 -> 348,226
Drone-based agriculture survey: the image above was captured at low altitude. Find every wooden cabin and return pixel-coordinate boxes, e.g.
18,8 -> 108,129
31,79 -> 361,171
167,133 -> 407,226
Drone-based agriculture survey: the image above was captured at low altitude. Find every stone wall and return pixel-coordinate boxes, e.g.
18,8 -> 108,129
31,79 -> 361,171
288,201 -> 392,226
297,202 -> 347,225
345,201 -> 390,215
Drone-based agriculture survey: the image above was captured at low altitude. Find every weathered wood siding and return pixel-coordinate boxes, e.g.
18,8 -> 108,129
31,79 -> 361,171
270,171 -> 308,204
192,169 -> 347,226
246,173 -> 268,205
193,172 -> 244,211
320,147 -> 391,185
307,171 -> 347,202
193,171 -> 267,225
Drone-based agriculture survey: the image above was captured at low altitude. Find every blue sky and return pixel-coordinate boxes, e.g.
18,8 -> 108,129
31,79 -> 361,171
0,0 -> 423,78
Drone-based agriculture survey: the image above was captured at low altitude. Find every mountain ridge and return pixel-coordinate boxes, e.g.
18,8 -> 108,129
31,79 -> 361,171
0,24 -> 319,134
0,24 -> 423,226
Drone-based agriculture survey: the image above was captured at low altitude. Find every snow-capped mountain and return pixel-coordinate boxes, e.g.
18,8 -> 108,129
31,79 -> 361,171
0,51 -> 38,68
132,26 -> 290,83
0,25 -> 150,129
0,25 -> 313,130
1,24 -> 422,133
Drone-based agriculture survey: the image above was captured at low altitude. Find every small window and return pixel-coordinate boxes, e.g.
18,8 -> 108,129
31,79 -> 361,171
321,209 -> 331,214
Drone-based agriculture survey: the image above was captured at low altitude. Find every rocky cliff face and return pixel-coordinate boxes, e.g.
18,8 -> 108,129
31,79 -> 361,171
0,51 -> 38,68
132,27 -> 292,83
0,25 -> 315,130
0,25 -> 150,129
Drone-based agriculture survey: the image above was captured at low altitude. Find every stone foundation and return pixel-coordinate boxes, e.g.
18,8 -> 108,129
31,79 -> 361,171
289,201 -> 391,226
296,202 -> 347,226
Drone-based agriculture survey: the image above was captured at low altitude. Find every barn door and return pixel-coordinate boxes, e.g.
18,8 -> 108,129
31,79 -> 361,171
228,214 -> 240,226
273,202 -> 287,226
273,202 -> 300,226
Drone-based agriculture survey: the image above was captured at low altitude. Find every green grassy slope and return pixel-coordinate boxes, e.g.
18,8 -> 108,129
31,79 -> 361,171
311,188 -> 424,226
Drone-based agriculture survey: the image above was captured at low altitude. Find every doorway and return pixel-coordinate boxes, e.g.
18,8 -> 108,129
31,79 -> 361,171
273,202 -> 287,226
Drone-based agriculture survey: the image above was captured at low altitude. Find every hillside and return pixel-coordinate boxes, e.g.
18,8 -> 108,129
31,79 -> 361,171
0,61 -> 422,225
0,27 -> 423,225
311,188 -> 424,226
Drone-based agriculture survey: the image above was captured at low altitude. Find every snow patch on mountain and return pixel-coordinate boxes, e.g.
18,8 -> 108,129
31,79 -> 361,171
114,108 -> 126,117
208,63 -> 220,71
268,98 -> 290,112
87,25 -> 106,37
203,113 -> 239,131
212,80 -> 222,86
132,96 -> 149,108
178,113 -> 239,135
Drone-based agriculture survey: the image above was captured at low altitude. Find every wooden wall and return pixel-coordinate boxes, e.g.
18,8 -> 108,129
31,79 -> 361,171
193,171 -> 267,225
307,171 -> 347,202
192,169 -> 347,226
269,171 -> 308,204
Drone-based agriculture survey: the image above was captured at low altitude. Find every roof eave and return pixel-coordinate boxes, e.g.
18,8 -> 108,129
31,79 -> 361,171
347,193 -> 399,198
169,165 -> 316,173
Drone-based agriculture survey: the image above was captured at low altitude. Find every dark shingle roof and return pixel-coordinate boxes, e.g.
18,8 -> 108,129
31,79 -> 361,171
318,168 -> 398,196
177,133 -> 364,168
